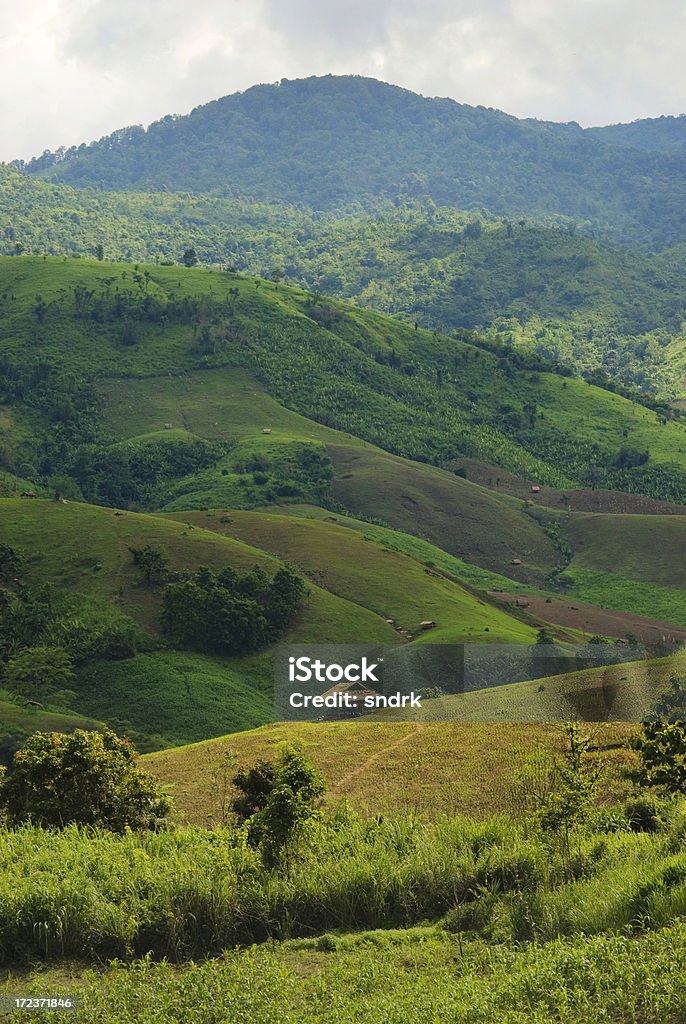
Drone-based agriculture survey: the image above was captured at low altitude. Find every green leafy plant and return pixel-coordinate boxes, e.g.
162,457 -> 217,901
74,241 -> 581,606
0,727 -> 172,830
245,745 -> 326,869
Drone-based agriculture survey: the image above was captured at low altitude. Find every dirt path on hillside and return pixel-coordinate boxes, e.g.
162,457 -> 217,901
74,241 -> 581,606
328,723 -> 424,797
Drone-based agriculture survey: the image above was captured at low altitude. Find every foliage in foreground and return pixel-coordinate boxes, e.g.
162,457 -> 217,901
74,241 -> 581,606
0,796 -> 685,963
0,728 -> 171,830
5,923 -> 686,1023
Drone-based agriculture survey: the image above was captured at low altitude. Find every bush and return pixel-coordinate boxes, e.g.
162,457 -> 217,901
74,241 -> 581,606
0,728 -> 172,831
623,795 -> 668,833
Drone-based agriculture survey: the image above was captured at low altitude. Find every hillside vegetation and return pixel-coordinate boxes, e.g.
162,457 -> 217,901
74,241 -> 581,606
3,256 -> 686,511
19,75 -> 686,249
5,166 -> 686,396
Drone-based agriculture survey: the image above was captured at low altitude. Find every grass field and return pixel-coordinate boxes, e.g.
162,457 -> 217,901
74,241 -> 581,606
379,653 -> 686,723
559,512 -> 686,626
145,718 -> 636,825
3,923 -> 686,1023
566,512 -> 686,587
328,444 -> 559,583
0,499 -> 401,747
73,651 -> 274,750
98,367 -> 363,448
170,509 -> 537,643
0,499 -> 397,642
264,503 -> 522,590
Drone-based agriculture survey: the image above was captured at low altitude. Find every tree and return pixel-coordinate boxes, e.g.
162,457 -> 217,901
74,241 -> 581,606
181,247 -> 198,268
129,545 -> 169,584
631,675 -> 686,795
517,724 -> 601,876
264,564 -> 306,636
0,728 -> 172,830
232,759 -> 276,822
632,721 -> 686,795
0,542 -> 23,583
160,563 -> 305,656
244,745 -> 325,868
4,645 -> 73,700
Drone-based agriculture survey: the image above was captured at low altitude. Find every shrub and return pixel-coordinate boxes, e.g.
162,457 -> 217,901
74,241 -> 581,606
0,728 -> 172,831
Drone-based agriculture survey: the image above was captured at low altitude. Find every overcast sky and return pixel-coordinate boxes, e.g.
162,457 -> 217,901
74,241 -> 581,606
3,0 -> 685,163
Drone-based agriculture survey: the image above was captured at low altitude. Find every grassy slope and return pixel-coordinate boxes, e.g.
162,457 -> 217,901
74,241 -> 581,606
98,364 -> 560,582
567,513 -> 686,586
328,444 -> 558,582
381,653 -> 686,723
98,367 -> 359,447
0,499 -> 397,746
562,513 -> 686,626
262,503 -> 521,590
3,256 -> 686,484
0,499 -> 395,642
145,718 -> 635,824
168,509 -> 537,643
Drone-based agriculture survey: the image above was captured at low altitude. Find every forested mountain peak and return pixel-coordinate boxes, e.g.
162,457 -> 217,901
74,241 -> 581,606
17,75 -> 686,248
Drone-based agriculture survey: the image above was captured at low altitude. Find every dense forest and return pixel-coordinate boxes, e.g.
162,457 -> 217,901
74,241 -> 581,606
17,75 -> 686,249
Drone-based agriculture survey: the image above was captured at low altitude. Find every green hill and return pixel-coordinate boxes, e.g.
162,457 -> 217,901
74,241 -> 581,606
379,653 -> 686,724
560,512 -> 686,627
0,498 -> 399,748
3,168 -> 685,395
18,75 -> 686,249
144,717 -> 635,824
3,255 -> 686,510
3,255 -> 686,752
169,509 -> 536,644
0,495 -> 545,748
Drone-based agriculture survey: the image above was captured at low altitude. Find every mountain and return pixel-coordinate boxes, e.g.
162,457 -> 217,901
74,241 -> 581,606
588,114 -> 686,151
18,75 -> 686,249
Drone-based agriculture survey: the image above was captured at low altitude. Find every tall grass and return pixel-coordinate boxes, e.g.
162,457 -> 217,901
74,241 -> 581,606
1,803 -> 686,963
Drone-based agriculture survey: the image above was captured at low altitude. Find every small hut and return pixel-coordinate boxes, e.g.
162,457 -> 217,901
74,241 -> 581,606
319,679 -> 380,719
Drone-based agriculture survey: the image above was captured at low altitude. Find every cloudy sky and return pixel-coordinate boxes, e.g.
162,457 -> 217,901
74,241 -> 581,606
2,0 -> 685,162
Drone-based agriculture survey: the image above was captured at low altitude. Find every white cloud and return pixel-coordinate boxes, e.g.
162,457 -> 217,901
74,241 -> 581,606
1,0 -> 685,163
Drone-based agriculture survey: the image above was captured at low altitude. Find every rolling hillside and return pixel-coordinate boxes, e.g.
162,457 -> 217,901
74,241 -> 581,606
0,498 -> 400,749
0,494 -> 547,750
2,255 -> 686,758
3,256 -> 686,509
3,167 -> 686,396
168,508 -> 537,644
